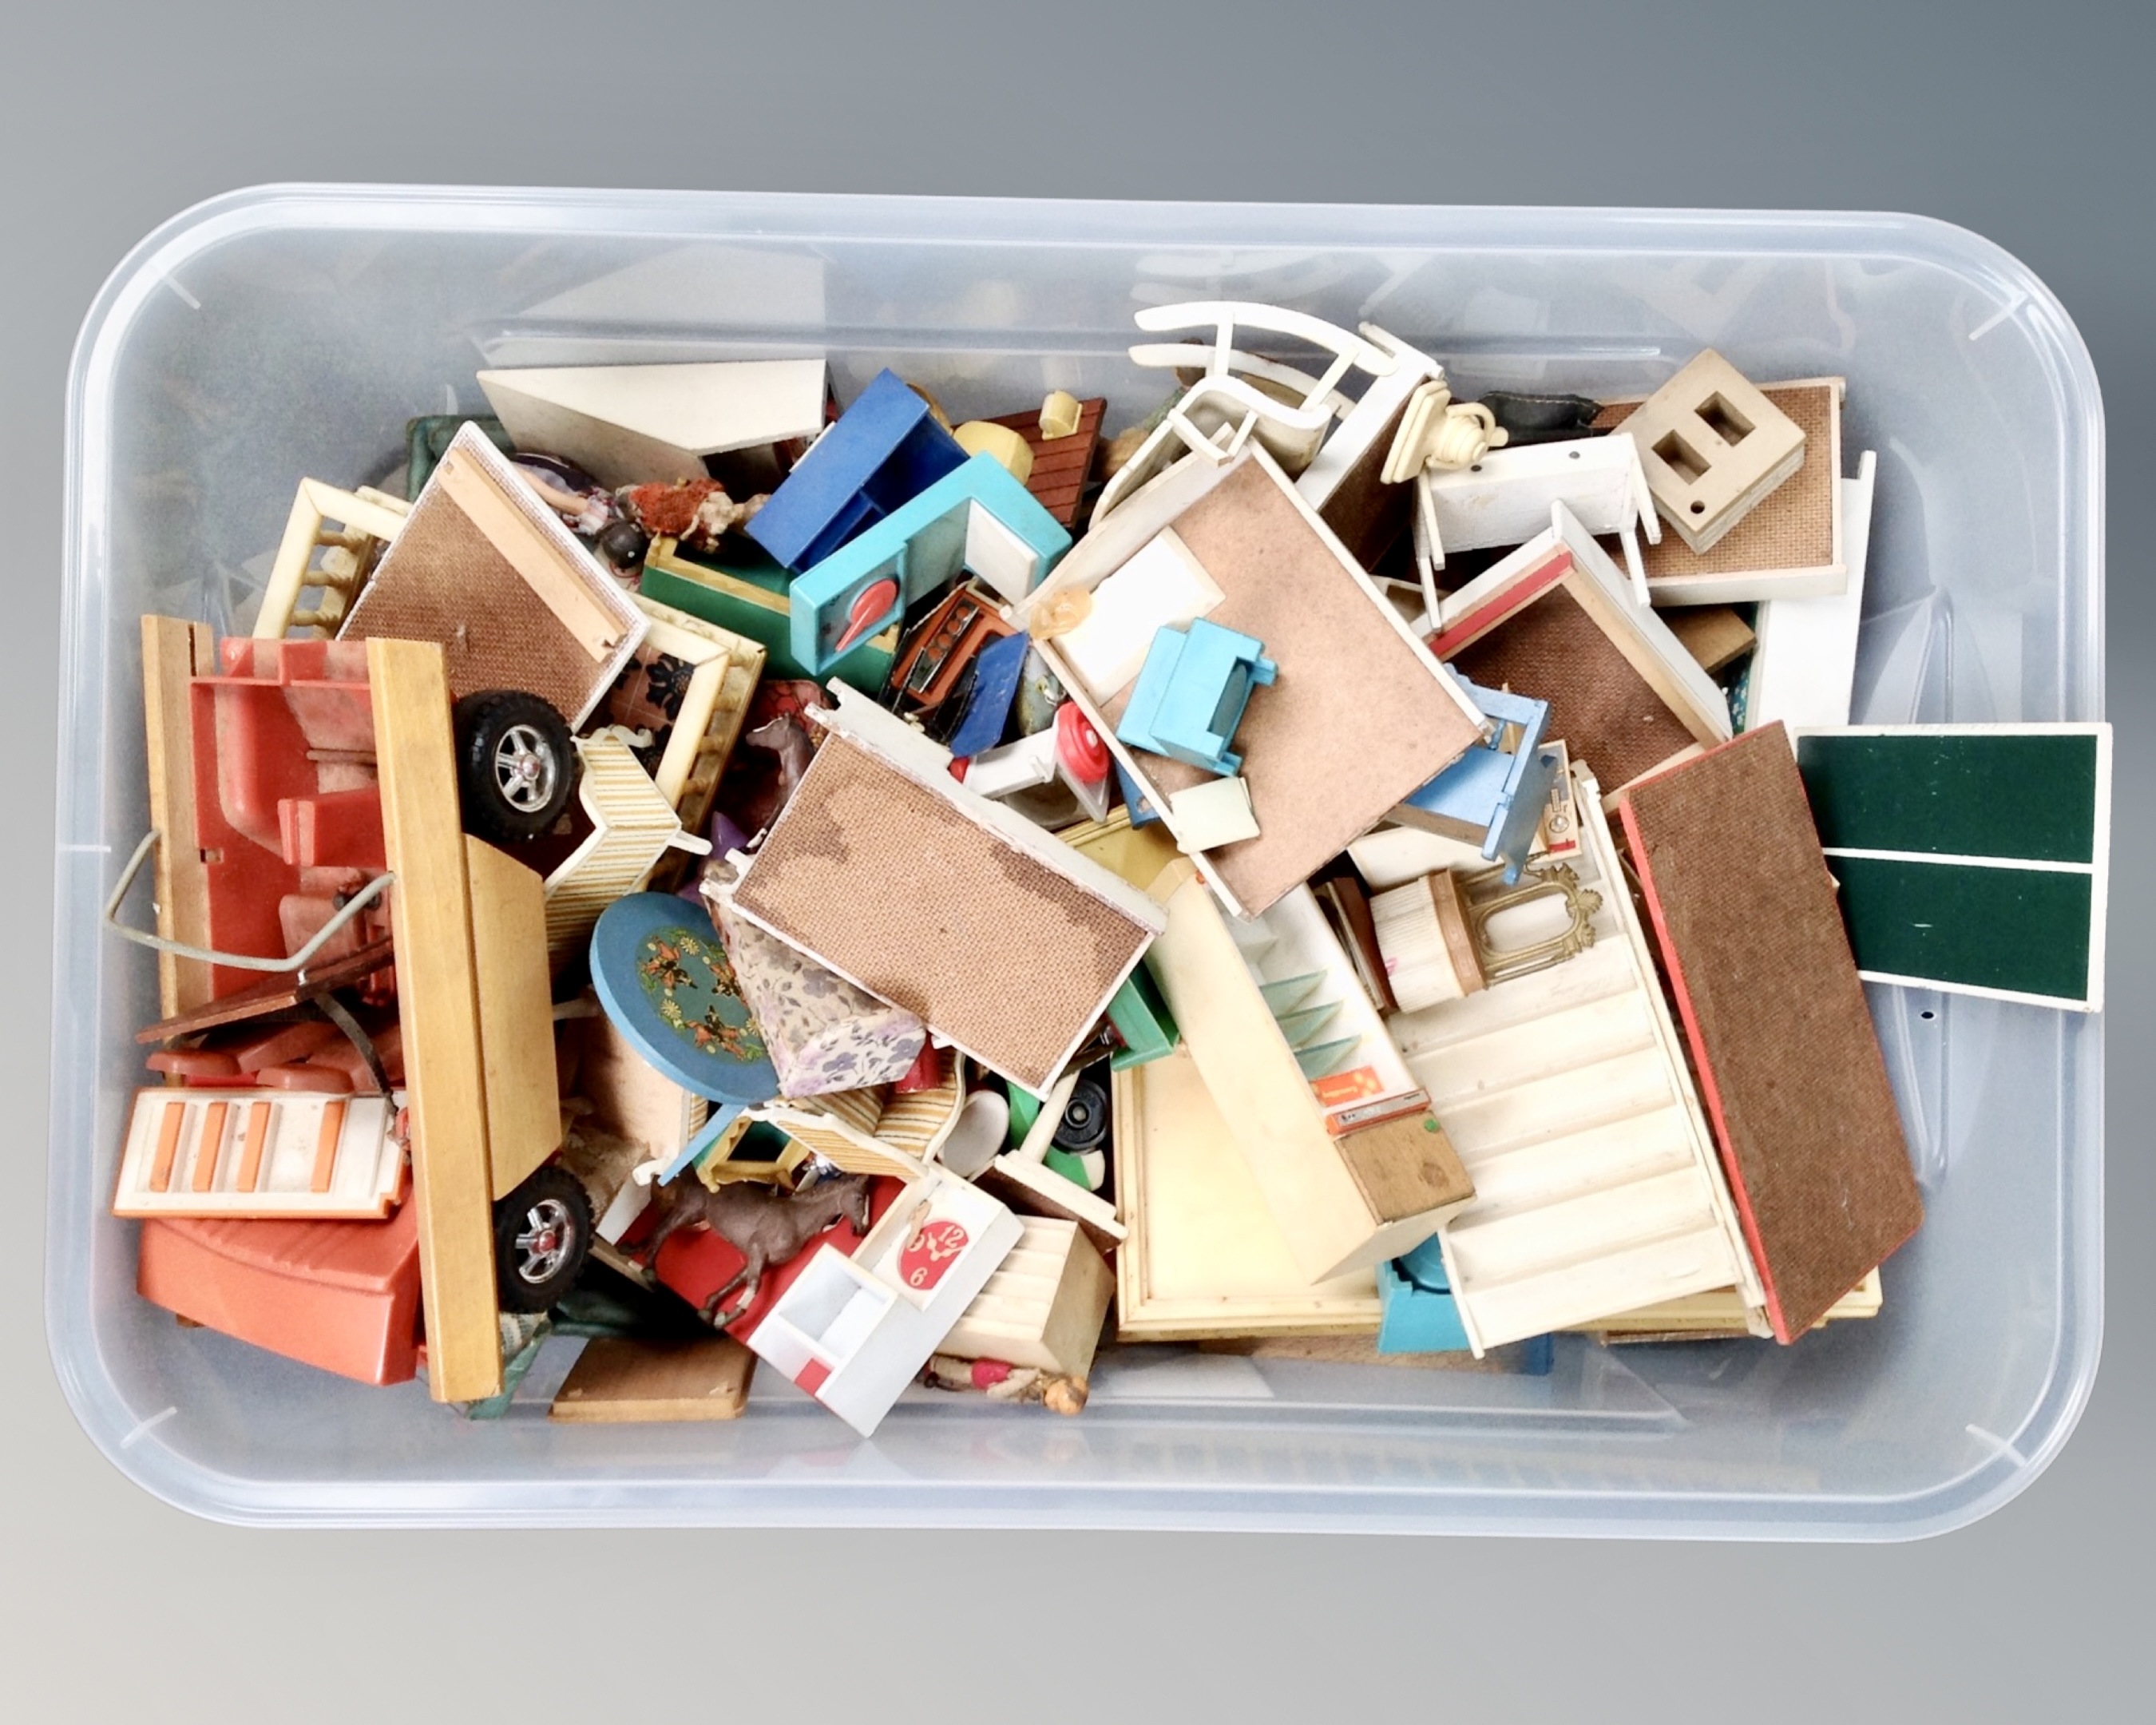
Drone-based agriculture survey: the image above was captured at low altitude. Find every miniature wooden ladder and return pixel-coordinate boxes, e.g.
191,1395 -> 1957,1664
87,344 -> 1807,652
253,480 -> 412,640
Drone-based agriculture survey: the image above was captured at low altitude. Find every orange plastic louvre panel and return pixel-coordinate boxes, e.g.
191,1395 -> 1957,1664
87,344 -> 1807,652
1599,383 -> 1838,579
729,732 -> 1151,1092
1448,582 -> 1698,791
1619,724 -> 1923,1340
137,1201 -> 422,1386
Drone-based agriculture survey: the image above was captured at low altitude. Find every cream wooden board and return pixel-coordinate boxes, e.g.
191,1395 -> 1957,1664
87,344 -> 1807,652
1393,773 -> 1761,1353
369,638 -> 503,1402
113,1089 -> 402,1219
478,359 -> 827,489
1747,457 -> 1877,730
1114,1049 -> 1383,1341
252,478 -> 409,640
1584,1270 -> 1881,1338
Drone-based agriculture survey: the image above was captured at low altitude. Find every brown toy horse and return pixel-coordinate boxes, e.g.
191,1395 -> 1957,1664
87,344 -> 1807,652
637,1167 -> 875,1326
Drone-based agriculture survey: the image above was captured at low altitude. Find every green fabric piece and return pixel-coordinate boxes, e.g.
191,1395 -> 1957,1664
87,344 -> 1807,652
1830,854 -> 2092,1001
1797,732 -> 2099,864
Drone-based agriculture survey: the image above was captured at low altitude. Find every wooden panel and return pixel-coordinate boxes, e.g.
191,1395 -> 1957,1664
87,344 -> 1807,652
141,616 -> 216,1016
465,838 -> 562,1198
1113,1049 -> 1381,1341
548,1335 -> 756,1422
729,722 -> 1155,1093
1619,724 -> 1924,1340
368,637 -> 503,1402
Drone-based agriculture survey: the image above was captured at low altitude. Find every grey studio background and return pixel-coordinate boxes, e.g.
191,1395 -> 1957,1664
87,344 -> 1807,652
1,2 -> 2146,1720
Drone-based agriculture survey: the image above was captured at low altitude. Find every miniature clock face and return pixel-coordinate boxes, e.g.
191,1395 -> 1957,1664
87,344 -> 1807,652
589,892 -> 779,1104
898,1215 -> 970,1292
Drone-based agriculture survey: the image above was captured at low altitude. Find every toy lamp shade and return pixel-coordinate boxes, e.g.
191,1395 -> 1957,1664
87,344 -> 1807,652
589,892 -> 780,1104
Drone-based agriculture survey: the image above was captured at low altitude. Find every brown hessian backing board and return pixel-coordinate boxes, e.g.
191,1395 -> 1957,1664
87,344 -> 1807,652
1596,381 -> 1841,582
1617,724 -> 1924,1340
1448,581 -> 1699,791
729,731 -> 1151,1093
1100,455 -> 1487,915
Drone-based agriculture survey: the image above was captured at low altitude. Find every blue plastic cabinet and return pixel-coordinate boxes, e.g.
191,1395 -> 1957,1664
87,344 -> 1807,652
747,368 -> 969,573
1396,674 -> 1558,883
1376,1236 -> 1472,1354
1377,1237 -> 1553,1370
787,454 -> 1071,677
1116,618 -> 1278,776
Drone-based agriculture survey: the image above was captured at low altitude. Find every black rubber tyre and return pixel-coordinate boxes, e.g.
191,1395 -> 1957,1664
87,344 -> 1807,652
454,690 -> 576,844
1052,1069 -> 1112,1155
493,1164 -> 593,1313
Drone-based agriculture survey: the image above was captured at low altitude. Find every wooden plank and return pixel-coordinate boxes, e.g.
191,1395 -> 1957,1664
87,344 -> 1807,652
1666,605 -> 1756,675
135,938 -> 396,1043
141,616 -> 216,1017
548,1335 -> 756,1423
463,837 -> 562,1199
433,450 -> 624,658
368,637 -> 503,1402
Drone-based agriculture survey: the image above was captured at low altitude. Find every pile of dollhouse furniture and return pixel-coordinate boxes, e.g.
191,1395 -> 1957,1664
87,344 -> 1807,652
110,303 -> 2110,1434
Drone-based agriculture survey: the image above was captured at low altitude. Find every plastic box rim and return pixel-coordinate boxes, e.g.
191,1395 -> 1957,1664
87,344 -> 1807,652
46,184 -> 2105,1540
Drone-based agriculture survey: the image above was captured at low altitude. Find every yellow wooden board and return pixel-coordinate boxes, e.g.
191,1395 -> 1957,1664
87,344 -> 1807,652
141,616 -> 216,1017
369,638 -> 502,1402
465,837 -> 561,1200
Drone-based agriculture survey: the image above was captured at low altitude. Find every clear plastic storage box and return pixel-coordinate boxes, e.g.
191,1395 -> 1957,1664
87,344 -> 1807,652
48,188 -> 2103,1537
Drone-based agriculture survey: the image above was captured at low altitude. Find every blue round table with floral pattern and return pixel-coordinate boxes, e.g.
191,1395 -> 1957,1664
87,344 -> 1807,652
589,892 -> 779,1104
